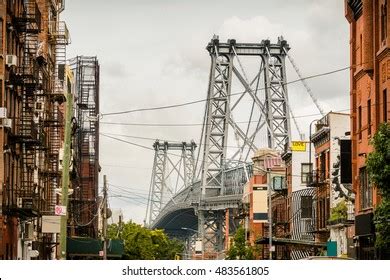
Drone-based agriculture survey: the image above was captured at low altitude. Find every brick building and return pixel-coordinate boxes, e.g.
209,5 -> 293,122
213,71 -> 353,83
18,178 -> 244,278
246,148 -> 285,259
282,140 -> 321,259
310,112 -> 354,257
345,0 -> 389,259
0,0 -> 69,259
69,56 -> 100,239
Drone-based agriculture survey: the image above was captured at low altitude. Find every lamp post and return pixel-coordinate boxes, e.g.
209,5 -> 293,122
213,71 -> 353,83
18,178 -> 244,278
181,227 -> 200,259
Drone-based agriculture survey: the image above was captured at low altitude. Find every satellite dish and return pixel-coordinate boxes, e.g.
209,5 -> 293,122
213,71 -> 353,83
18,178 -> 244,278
107,208 -> 112,219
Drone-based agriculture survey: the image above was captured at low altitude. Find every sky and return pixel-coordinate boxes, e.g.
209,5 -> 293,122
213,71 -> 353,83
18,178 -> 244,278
62,0 -> 350,224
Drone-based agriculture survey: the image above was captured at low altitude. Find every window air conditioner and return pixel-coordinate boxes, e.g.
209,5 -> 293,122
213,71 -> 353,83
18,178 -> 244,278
6,55 -> 17,67
35,101 -> 44,112
58,148 -> 64,171
17,198 -> 23,208
0,107 -> 7,119
24,223 -> 34,241
0,118 -> 12,129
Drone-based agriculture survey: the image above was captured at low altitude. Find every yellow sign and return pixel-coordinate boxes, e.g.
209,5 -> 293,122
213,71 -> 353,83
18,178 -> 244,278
291,141 -> 306,152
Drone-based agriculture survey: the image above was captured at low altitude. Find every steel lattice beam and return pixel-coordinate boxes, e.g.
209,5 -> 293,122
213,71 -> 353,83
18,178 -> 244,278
147,141 -> 196,225
198,36 -> 292,257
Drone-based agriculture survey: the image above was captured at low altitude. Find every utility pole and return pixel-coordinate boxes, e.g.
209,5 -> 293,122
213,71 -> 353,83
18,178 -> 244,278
103,175 -> 108,260
59,91 -> 73,260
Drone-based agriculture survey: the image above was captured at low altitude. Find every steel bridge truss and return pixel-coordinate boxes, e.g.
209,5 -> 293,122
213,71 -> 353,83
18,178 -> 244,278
147,141 -> 197,225
198,36 -> 292,256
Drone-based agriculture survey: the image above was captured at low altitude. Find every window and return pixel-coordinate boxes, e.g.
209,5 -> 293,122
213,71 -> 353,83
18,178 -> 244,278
381,2 -> 388,43
301,163 -> 312,184
318,199 -> 326,229
368,99 -> 371,135
358,106 -> 362,140
0,79 -> 2,106
327,150 -> 330,179
360,167 -> 373,209
384,89 -> 388,122
319,152 -> 326,181
0,19 -> 3,54
359,34 -> 363,65
301,196 -> 313,219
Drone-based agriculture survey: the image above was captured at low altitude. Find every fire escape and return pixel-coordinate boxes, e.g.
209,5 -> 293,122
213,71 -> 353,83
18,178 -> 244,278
43,18 -> 70,215
8,0 -> 42,217
69,56 -> 100,238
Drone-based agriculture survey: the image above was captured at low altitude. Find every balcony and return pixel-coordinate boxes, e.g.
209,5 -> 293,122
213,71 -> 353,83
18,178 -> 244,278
3,186 -> 39,218
327,202 -> 355,227
306,170 -> 327,187
14,1 -> 41,33
48,21 -> 71,45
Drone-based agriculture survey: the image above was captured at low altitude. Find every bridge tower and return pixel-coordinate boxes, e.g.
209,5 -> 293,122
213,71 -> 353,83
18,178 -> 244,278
146,140 -> 197,226
199,36 -> 292,257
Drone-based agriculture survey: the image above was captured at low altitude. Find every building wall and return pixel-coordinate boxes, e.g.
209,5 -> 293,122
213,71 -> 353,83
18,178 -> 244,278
0,0 -> 26,260
347,0 -> 389,211
0,0 -> 67,259
312,113 -> 352,255
329,113 -> 352,208
329,113 -> 353,256
290,145 -> 311,193
346,0 -> 389,259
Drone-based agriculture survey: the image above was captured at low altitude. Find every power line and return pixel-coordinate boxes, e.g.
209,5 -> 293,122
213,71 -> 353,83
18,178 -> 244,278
101,163 -> 152,170
99,108 -> 349,127
100,132 -> 256,149
101,133 -> 319,179
100,133 -> 155,151
99,99 -> 388,128
101,65 -> 350,117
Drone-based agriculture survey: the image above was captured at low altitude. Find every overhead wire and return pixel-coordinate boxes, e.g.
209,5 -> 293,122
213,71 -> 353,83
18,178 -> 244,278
101,64 -> 352,117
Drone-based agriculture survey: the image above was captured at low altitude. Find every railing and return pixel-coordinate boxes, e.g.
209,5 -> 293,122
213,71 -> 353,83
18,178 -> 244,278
17,120 -> 38,140
48,21 -> 71,44
327,202 -> 355,226
306,169 -> 327,187
14,1 -> 41,32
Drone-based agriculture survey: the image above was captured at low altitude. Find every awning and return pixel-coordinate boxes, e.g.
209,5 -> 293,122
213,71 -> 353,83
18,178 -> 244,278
67,237 -> 124,258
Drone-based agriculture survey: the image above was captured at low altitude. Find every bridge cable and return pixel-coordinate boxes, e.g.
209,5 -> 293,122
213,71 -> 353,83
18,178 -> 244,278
284,47 -> 325,117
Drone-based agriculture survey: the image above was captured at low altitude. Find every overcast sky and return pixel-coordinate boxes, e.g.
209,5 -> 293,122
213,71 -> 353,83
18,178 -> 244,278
62,0 -> 349,224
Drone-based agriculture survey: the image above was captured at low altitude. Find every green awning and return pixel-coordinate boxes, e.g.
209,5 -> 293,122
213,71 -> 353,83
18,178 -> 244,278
67,237 -> 124,258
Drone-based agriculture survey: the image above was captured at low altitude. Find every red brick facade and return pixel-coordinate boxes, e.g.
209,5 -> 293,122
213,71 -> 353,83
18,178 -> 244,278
346,0 -> 389,259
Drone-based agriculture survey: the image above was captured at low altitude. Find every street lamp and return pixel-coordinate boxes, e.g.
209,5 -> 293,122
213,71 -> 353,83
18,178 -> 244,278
181,227 -> 198,234
181,227 -> 201,259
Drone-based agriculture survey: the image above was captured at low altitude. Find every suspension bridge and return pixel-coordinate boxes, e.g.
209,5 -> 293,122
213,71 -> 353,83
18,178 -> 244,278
144,35 -> 323,258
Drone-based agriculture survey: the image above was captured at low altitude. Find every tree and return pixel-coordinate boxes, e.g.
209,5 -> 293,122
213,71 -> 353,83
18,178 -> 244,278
107,221 -> 184,260
366,122 -> 390,197
226,227 -> 254,260
329,200 -> 347,223
366,122 -> 390,255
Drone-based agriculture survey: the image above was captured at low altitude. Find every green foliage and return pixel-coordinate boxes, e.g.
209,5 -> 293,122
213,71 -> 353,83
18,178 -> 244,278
373,198 -> 390,249
366,122 -> 390,198
367,122 -> 390,252
329,200 -> 347,222
226,227 -> 254,260
107,221 -> 184,260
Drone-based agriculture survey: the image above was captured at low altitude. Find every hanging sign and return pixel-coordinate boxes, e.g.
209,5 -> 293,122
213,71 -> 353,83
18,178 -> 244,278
291,141 -> 306,151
